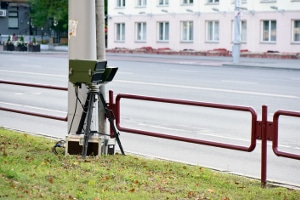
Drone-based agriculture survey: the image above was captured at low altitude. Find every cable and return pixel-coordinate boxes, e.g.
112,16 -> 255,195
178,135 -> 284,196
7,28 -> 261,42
53,86 -> 81,155
52,140 -> 66,155
67,86 -> 83,135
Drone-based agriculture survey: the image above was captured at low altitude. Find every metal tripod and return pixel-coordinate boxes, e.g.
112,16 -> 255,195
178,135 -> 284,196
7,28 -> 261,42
76,86 -> 125,158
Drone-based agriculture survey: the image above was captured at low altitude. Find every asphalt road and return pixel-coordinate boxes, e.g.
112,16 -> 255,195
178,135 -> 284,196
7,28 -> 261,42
0,52 -> 299,188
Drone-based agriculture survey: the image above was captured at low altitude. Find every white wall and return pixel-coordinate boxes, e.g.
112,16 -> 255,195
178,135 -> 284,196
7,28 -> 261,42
107,0 -> 300,53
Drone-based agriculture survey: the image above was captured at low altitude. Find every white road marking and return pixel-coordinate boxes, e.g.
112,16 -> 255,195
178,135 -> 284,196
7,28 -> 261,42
221,80 -> 258,85
196,131 -> 250,142
20,64 -> 42,68
171,69 -> 199,73
119,72 -> 134,75
116,80 -> 300,99
178,62 -> 196,65
138,123 -> 188,132
0,101 -> 66,114
138,122 -> 300,151
0,70 -> 66,77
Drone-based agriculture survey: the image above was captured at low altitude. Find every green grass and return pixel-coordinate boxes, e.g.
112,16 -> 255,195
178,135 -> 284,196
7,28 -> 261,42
0,127 -> 299,200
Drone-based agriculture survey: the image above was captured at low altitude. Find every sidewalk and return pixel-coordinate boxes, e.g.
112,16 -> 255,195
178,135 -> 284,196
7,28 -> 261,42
1,44 -> 300,70
106,52 -> 300,71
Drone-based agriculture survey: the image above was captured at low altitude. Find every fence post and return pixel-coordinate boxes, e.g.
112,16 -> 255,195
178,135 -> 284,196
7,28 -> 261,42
109,90 -> 115,138
261,105 -> 268,187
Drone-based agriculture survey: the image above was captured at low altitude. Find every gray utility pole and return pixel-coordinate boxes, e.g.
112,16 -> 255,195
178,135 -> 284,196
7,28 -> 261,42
232,0 -> 241,64
95,0 -> 107,136
68,0 -> 97,136
67,1 -> 108,156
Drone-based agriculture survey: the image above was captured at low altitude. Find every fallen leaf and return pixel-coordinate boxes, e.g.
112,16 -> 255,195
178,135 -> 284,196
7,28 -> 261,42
2,150 -> 7,157
48,177 -> 54,184
208,189 -> 214,193
128,188 -> 135,192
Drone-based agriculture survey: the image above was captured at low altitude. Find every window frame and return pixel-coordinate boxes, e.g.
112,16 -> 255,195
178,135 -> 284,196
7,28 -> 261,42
182,0 -> 194,5
157,21 -> 169,42
158,0 -> 169,6
181,21 -> 194,42
206,20 -> 219,42
261,20 -> 277,43
292,20 -> 300,43
232,20 -> 247,43
136,22 -> 147,42
137,0 -> 147,7
207,0 -> 219,3
116,0 -> 126,8
8,6 -> 18,29
115,23 -> 125,42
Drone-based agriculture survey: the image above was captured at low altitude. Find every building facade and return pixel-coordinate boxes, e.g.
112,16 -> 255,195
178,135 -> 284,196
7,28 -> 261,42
0,0 -> 55,44
0,0 -> 32,42
107,0 -> 300,53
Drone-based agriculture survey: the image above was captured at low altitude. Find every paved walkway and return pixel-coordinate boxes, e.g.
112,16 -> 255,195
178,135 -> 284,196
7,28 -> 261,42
1,44 -> 299,70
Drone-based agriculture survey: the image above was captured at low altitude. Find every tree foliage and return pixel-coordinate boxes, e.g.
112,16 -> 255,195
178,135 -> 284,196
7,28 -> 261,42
28,0 -> 108,33
28,0 -> 68,32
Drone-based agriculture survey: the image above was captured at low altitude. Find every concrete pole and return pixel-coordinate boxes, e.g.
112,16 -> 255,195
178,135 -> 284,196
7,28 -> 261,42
95,0 -> 107,136
232,0 -> 241,64
68,0 -> 97,135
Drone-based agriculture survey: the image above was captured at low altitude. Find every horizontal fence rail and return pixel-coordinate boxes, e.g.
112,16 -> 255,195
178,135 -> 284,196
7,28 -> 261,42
0,80 -> 68,121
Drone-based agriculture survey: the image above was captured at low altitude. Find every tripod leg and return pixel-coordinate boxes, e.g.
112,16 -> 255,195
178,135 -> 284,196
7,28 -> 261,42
82,92 -> 95,159
114,131 -> 125,155
76,92 -> 90,134
99,93 -> 125,155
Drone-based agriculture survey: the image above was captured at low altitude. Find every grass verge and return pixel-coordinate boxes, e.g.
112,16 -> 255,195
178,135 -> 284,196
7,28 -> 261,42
0,127 -> 299,200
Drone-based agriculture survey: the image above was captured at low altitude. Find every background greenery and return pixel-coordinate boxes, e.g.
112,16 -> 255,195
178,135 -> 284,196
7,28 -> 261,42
28,0 -> 108,34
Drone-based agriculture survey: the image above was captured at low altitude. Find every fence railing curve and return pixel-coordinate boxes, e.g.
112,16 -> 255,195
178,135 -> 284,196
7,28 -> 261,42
272,110 -> 300,160
114,92 -> 258,152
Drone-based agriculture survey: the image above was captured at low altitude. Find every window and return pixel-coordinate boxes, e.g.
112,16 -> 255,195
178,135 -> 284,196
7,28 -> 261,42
115,23 -> 125,41
137,0 -> 147,7
8,6 -> 18,29
241,21 -> 247,42
158,22 -> 169,41
181,21 -> 193,41
208,0 -> 219,3
158,0 -> 169,6
183,0 -> 193,4
117,0 -> 125,7
292,20 -> 300,42
232,20 -> 247,43
136,22 -> 147,41
206,21 -> 219,42
262,20 -> 276,42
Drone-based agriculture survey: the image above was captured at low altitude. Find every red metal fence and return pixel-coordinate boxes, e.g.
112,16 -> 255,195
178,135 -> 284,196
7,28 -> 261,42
108,90 -> 300,187
1,80 -> 299,187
